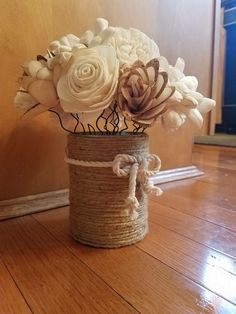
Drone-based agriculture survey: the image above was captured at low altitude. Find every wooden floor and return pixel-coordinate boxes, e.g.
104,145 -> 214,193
1,144 -> 236,314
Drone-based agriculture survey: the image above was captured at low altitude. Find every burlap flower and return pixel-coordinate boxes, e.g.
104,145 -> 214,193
117,59 -> 175,125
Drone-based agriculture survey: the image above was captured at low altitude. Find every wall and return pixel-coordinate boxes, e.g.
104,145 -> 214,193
0,0 -> 215,200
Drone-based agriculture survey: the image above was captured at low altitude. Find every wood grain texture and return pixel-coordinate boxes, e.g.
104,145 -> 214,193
152,191 -> 236,232
33,207 -> 236,314
0,0 -> 216,200
158,177 -> 236,211
138,222 -> 236,305
0,216 -> 136,313
149,201 -> 236,258
0,259 -> 31,314
0,144 -> 236,313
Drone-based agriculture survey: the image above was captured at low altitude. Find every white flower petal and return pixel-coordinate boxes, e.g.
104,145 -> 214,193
14,90 -> 49,119
66,34 -> 80,46
175,58 -> 185,72
53,64 -> 62,86
94,18 -> 109,35
169,66 -> 184,82
180,76 -> 198,91
14,90 -> 38,110
174,81 -> 191,94
198,98 -> 216,113
80,30 -> 94,46
100,27 -> 160,66
187,108 -> 203,128
49,40 -> 60,52
28,80 -> 58,107
36,67 -> 53,80
162,109 -> 186,129
187,90 -> 204,101
59,52 -> 72,65
169,90 -> 183,102
49,34 -> 80,54
184,95 -> 198,107
159,56 -> 169,72
23,61 -> 44,78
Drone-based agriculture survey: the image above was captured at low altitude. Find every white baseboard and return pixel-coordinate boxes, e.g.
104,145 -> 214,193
0,166 -> 203,221
0,189 -> 69,221
151,166 -> 203,185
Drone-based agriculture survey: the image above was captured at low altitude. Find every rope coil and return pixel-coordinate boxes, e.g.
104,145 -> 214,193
65,153 -> 162,220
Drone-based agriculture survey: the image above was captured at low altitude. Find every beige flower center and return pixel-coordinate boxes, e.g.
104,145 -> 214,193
69,60 -> 100,90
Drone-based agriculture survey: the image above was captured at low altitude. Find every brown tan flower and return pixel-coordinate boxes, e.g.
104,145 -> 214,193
117,59 -> 175,125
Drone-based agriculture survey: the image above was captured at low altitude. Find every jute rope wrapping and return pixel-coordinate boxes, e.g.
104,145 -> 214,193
67,133 -> 161,248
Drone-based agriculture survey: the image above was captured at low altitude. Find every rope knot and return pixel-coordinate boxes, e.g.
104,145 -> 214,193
65,152 -> 163,220
113,153 -> 162,219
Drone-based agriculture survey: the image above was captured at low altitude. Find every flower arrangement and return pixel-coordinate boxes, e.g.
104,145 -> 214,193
14,18 -> 216,248
15,18 -> 215,134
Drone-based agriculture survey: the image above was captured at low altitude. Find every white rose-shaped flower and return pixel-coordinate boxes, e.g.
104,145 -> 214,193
91,27 -> 160,66
57,45 -> 119,117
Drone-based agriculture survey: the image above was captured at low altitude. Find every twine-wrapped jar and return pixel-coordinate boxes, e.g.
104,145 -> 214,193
67,133 -> 149,248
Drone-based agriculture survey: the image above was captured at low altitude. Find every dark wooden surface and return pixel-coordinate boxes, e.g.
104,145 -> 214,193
0,144 -> 236,313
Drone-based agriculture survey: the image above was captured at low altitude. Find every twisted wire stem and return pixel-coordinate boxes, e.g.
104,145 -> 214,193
49,103 -> 149,135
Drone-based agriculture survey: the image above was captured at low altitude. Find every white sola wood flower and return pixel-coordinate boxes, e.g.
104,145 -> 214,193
14,59 -> 59,118
97,27 -> 160,67
14,17 -> 216,132
160,57 -> 216,129
79,18 -> 160,67
57,45 -> 119,123
49,34 -> 82,55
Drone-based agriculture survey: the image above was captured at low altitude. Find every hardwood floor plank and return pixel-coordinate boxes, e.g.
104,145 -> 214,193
194,165 -> 236,187
158,179 -> 236,211
0,216 -> 136,314
0,259 -> 32,314
193,150 -> 236,163
193,145 -> 236,187
151,191 -> 236,232
149,200 -> 236,259
33,207 -> 236,314
138,222 -> 236,304
193,145 -> 236,171
194,144 -> 236,155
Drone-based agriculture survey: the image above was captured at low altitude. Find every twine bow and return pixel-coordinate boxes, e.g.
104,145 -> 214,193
112,154 -> 163,220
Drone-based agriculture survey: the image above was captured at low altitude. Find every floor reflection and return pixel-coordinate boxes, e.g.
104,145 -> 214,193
202,253 -> 236,302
